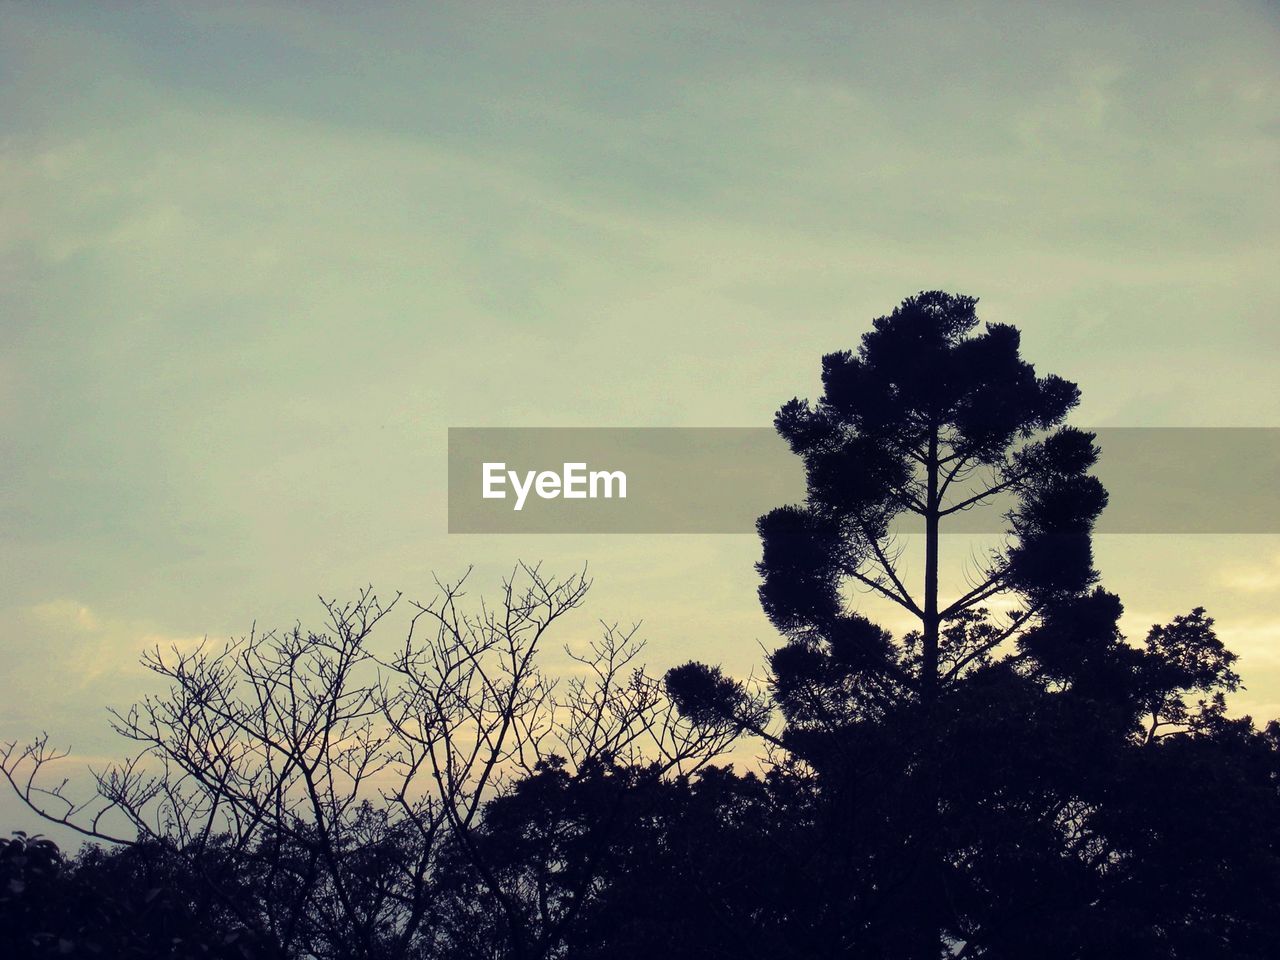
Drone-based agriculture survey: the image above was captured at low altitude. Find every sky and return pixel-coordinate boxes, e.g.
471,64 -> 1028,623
2,1 -> 1279,839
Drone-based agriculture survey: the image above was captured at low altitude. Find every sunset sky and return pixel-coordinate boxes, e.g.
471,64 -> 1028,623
3,1 -> 1279,839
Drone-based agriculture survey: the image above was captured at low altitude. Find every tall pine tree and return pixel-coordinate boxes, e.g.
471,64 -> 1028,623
667,292 -> 1273,958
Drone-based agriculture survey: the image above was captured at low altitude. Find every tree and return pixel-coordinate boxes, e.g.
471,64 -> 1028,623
667,291 -> 1280,958
0,831 -> 262,958
2,565 -> 736,959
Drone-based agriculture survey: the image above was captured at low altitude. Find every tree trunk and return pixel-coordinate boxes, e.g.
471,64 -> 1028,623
923,430 -> 939,709
916,428 -> 942,960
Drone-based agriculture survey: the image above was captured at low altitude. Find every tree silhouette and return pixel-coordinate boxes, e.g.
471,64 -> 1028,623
2,566 -> 737,959
667,291 -> 1280,958
1,831 -> 263,958
3,293 -> 1278,958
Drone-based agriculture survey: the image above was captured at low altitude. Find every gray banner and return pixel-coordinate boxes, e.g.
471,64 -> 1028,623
447,428 -> 1280,534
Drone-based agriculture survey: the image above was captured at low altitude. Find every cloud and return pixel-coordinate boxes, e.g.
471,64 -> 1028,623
27,599 -> 99,633
1,0 -> 1279,767
1219,554 -> 1280,595
11,599 -> 204,693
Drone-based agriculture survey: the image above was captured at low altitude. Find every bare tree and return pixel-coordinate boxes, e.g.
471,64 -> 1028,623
2,564 -> 737,959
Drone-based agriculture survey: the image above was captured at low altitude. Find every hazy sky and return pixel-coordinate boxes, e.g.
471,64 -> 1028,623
3,2 -> 1279,837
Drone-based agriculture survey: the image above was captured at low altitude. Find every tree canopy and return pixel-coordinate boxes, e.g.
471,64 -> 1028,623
667,291 -> 1279,958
